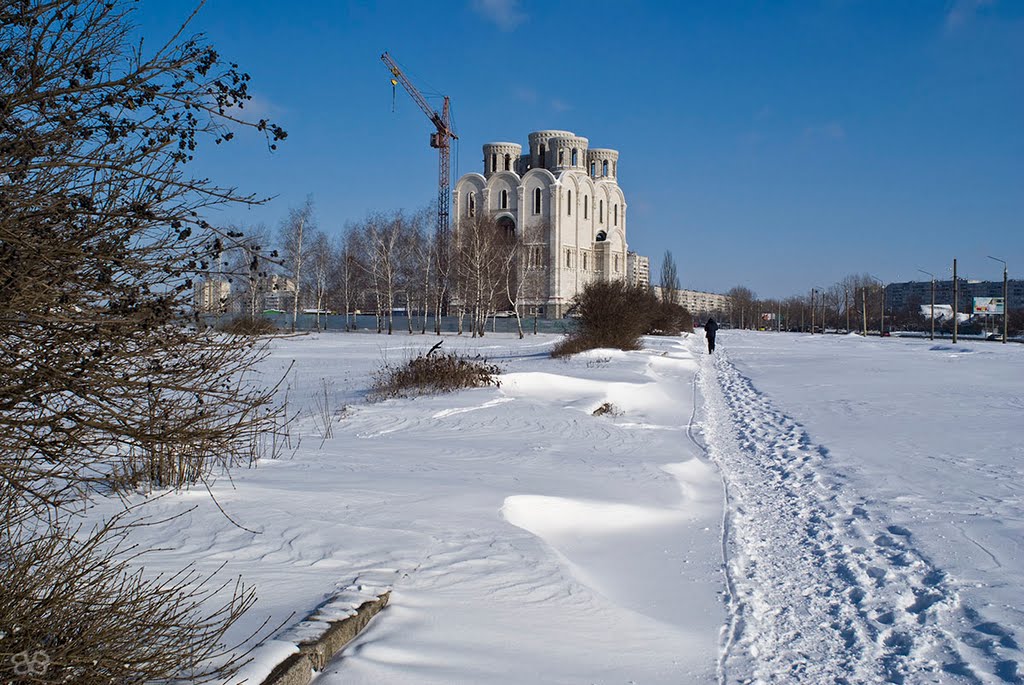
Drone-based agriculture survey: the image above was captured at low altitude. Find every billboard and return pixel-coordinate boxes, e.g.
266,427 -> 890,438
760,312 -> 776,322
973,297 -> 1004,315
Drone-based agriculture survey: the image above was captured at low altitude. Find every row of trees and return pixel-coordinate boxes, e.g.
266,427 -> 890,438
720,276 -> 1023,335
217,208 -> 552,337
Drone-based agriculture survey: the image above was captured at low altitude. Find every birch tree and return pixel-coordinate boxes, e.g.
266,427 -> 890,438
279,197 -> 316,332
306,231 -> 332,330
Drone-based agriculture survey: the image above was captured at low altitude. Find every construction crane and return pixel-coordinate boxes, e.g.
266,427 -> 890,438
381,51 -> 458,244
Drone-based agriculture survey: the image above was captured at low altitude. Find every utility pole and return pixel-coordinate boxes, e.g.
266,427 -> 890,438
861,286 -> 868,336
868,274 -> 884,336
810,288 -> 816,334
988,256 -> 1008,344
880,284 -> 885,336
953,258 -> 959,344
918,269 -> 935,341
845,286 -> 850,333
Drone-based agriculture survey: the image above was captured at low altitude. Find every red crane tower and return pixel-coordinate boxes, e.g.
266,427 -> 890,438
381,51 -> 458,244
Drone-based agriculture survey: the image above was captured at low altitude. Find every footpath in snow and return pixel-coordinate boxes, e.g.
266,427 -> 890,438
697,330 -> 1023,684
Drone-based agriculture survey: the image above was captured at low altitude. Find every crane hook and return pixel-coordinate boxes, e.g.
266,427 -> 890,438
391,78 -> 398,112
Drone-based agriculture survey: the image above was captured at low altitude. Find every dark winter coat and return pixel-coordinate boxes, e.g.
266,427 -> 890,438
705,318 -> 719,338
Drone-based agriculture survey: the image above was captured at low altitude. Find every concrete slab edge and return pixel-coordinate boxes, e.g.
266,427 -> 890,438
258,591 -> 391,685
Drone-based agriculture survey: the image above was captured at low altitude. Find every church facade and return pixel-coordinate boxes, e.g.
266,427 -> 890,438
453,129 -> 628,318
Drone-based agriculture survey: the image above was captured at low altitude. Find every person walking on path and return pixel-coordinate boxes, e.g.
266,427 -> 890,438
704,317 -> 719,354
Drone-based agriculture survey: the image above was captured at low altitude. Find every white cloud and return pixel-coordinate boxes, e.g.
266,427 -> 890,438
470,0 -> 526,31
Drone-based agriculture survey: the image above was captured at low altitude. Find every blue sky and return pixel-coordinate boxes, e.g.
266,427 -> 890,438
133,1 -> 1023,299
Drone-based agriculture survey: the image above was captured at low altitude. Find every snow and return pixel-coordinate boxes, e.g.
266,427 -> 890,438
77,329 -> 1023,684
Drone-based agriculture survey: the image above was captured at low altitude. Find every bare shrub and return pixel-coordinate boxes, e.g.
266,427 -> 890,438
592,402 -> 621,417
217,315 -> 279,336
0,506 -> 261,684
370,342 -> 500,400
649,300 -> 694,336
0,0 -> 287,508
552,281 -> 654,356
552,281 -> 694,357
313,378 -> 335,446
1,1 -> 287,681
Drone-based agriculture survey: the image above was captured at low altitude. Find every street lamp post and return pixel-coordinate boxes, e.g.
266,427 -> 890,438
917,269 -> 936,341
952,258 -> 959,344
988,256 -> 1008,344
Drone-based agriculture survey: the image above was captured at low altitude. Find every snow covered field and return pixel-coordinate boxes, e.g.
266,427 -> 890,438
86,330 -> 1022,683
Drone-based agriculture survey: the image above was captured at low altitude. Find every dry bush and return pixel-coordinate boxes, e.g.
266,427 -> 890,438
370,343 -> 500,400
592,402 -> 621,417
1,1 -> 287,681
0,0 -> 288,508
217,315 -> 280,336
648,300 -> 694,336
552,281 -> 694,357
0,506 -> 260,685
552,281 -> 654,356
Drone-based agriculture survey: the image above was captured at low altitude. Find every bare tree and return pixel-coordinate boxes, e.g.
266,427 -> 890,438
501,219 -> 550,338
661,250 -> 680,306
0,1 -> 286,681
279,197 -> 317,332
727,286 -> 757,329
222,223 -> 276,317
331,226 -> 363,331
306,231 -> 332,330
454,214 -> 514,337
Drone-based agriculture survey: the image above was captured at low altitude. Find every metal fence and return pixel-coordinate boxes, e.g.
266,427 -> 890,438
208,312 -> 577,336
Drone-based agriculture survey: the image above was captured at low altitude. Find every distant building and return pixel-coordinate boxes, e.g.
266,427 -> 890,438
261,275 -> 296,312
886,279 -> 1023,312
454,129 -> 628,318
652,286 -> 731,316
194,278 -> 230,314
626,251 -> 650,288
677,289 -> 731,316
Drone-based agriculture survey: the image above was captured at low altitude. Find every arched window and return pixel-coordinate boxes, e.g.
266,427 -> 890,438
565,249 -> 572,268
584,195 -> 588,219
491,153 -> 497,173
567,189 -> 572,216
558,149 -> 565,165
614,204 -> 618,225
500,189 -> 508,209
599,199 -> 604,223
602,160 -> 608,176
468,193 -> 476,217
571,148 -> 578,166
504,154 -> 511,171
582,253 -> 588,271
533,187 -> 541,214
590,161 -> 596,177
615,254 -> 620,272
612,161 -> 617,177
539,144 -> 546,169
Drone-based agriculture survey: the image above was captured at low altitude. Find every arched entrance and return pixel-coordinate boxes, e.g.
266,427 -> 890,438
497,215 -> 516,238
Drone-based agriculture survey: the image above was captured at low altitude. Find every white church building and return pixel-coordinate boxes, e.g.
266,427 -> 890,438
453,129 -> 628,318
